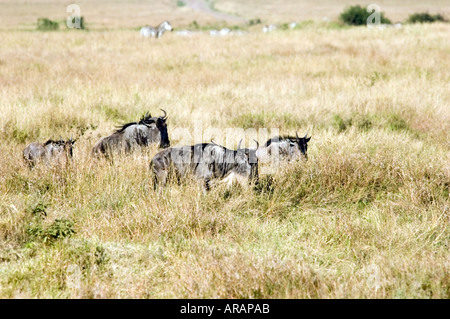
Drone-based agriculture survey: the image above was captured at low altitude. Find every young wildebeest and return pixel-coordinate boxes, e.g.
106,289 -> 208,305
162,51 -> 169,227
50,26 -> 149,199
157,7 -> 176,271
92,110 -> 170,159
23,138 -> 76,168
256,132 -> 311,163
140,21 -> 173,39
150,140 -> 259,191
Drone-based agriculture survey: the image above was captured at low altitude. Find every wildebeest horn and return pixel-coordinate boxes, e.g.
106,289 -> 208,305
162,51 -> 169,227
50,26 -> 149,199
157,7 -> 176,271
295,131 -> 299,139
253,139 -> 259,149
142,111 -> 151,120
304,131 -> 308,139
160,109 -> 167,119
237,139 -> 242,150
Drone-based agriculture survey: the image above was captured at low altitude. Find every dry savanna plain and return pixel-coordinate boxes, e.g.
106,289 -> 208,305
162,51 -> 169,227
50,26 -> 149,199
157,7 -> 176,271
0,0 -> 449,298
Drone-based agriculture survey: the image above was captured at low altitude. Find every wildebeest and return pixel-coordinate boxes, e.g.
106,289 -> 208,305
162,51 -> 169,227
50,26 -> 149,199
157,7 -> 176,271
150,140 -> 259,191
92,110 -> 170,159
23,138 -> 76,168
140,21 -> 173,38
256,132 -> 311,163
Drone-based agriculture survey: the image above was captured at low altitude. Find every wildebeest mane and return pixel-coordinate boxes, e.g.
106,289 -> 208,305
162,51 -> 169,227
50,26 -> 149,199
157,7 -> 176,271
264,135 -> 296,147
44,139 -> 63,146
114,112 -> 156,134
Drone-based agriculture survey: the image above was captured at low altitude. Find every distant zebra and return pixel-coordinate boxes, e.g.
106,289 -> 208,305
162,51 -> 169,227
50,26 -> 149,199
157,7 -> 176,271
263,24 -> 277,33
140,21 -> 173,39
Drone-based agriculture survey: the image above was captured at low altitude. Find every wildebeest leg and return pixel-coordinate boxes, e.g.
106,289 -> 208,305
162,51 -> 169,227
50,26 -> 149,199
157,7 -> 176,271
153,170 -> 168,191
176,170 -> 182,185
204,178 -> 211,192
25,159 -> 36,169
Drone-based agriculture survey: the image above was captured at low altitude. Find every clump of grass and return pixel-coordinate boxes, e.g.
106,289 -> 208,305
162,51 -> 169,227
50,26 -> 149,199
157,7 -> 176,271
37,18 -> 59,31
0,120 -> 39,144
176,0 -> 186,7
387,114 -> 410,132
231,112 -> 305,130
94,103 -> 128,122
11,126 -> 38,144
27,201 -> 48,219
323,20 -> 349,30
332,114 -> 352,132
332,114 -> 374,133
28,218 -> 76,243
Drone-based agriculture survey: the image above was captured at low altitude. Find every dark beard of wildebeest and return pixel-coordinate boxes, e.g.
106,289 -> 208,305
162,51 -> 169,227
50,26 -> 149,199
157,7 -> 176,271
23,138 -> 76,168
92,110 -> 170,159
150,140 -> 259,191
256,132 -> 311,162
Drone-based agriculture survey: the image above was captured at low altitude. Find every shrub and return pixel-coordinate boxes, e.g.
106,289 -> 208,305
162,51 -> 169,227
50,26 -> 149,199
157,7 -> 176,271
248,18 -> 262,26
340,5 -> 391,26
176,0 -> 186,7
189,20 -> 200,30
67,16 -> 86,30
37,18 -> 59,31
407,12 -> 447,24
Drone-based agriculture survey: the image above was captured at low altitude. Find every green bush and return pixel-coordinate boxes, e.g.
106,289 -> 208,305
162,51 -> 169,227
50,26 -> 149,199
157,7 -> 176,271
67,16 -> 86,29
248,18 -> 262,26
189,20 -> 200,30
37,18 -> 59,31
407,12 -> 446,24
340,5 -> 391,26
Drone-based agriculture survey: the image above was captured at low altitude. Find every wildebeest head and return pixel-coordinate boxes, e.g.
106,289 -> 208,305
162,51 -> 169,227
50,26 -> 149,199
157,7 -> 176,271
48,138 -> 76,158
294,132 -> 311,160
233,139 -> 259,183
129,109 -> 170,149
65,137 -> 76,158
239,139 -> 259,182
149,109 -> 170,148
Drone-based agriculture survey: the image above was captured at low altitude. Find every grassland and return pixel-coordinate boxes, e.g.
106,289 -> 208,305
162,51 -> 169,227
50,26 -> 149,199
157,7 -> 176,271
0,1 -> 449,298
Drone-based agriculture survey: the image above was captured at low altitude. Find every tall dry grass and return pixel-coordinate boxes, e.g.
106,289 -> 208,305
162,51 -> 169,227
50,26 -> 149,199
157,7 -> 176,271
0,21 -> 449,298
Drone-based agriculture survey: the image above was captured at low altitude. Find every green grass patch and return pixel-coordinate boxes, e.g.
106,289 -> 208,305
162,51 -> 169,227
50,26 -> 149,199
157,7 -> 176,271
231,111 -> 305,130
37,18 -> 59,31
27,218 -> 75,243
